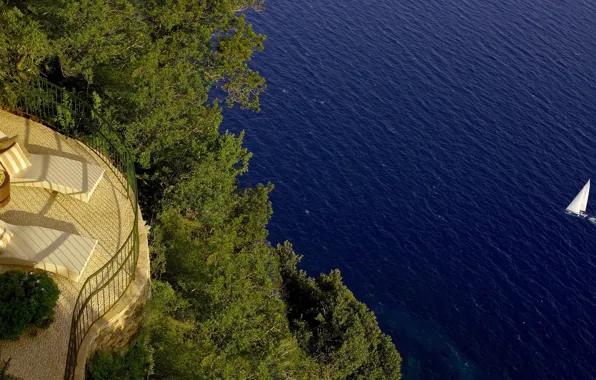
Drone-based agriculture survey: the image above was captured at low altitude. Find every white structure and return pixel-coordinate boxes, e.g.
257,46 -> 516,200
11,153 -> 105,202
566,179 -> 590,216
0,220 -> 98,282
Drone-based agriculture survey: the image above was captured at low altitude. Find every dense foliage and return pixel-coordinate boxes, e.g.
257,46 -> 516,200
87,333 -> 154,380
0,1 -> 401,378
0,0 -> 266,215
0,270 -> 60,340
278,243 -> 402,379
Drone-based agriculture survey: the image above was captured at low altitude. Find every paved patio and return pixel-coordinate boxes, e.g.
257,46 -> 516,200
0,110 -> 135,380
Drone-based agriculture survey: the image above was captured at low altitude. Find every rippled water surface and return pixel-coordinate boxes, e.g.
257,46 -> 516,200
224,0 -> 596,378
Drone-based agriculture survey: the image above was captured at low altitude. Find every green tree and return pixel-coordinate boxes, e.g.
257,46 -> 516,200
0,0 -> 266,218
148,176 -> 318,378
0,1 -> 403,378
277,242 -> 402,379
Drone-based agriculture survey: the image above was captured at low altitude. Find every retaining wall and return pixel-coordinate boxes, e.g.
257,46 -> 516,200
73,211 -> 151,380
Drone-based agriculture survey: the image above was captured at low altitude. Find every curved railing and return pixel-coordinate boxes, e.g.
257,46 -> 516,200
0,70 -> 139,380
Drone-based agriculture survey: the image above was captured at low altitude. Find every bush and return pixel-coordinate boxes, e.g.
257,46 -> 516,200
86,333 -> 153,380
0,270 -> 60,340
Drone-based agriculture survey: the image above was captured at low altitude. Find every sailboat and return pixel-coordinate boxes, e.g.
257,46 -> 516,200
566,179 -> 590,217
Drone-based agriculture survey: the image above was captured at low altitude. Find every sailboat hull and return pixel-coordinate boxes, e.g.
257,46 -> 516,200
565,210 -> 588,217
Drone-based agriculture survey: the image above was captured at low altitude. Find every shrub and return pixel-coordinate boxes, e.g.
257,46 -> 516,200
86,333 -> 153,380
0,270 -> 60,340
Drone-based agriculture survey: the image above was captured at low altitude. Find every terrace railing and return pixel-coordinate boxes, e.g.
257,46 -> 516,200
0,70 -> 139,380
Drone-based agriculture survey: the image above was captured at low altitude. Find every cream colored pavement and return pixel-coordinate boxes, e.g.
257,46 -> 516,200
0,110 -> 135,380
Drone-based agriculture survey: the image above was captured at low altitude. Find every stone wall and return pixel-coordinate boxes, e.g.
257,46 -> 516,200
86,277 -> 150,355
73,211 -> 151,380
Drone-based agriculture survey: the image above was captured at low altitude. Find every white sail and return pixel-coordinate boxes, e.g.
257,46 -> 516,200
566,179 -> 590,214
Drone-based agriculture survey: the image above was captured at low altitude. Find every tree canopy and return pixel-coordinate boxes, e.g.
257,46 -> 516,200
0,1 -> 402,379
1,0 -> 265,214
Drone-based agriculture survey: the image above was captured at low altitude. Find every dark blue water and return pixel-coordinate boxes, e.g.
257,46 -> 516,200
223,0 -> 596,378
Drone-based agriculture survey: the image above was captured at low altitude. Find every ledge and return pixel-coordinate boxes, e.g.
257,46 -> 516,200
73,208 -> 150,380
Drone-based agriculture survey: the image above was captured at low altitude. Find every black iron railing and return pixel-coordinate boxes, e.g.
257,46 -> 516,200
0,70 -> 139,380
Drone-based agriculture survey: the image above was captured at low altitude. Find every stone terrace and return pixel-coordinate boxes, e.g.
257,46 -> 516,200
0,110 -> 135,380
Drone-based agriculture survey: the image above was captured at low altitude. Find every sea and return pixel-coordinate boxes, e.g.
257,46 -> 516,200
223,0 -> 596,379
